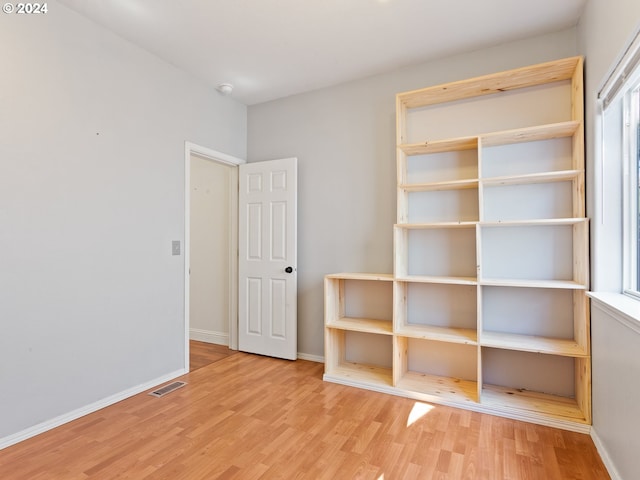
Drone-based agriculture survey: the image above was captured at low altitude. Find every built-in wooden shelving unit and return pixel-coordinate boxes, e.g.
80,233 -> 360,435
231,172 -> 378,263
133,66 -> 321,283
324,57 -> 590,432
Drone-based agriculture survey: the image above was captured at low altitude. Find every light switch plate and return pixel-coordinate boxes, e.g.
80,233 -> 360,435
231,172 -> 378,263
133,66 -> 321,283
172,240 -> 181,256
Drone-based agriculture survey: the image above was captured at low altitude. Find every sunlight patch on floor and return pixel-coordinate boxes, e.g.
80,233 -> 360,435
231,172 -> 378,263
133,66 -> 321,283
406,401 -> 435,427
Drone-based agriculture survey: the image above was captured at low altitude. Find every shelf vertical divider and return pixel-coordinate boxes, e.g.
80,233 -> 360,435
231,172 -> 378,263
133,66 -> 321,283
393,334 -> 408,387
324,276 -> 343,325
392,278 -> 403,389
477,136 -> 485,223
475,223 -> 483,286
574,289 -> 590,355
573,220 -> 590,287
576,356 -> 592,424
476,283 -> 484,402
396,93 -> 409,225
324,327 -> 345,376
476,132 -> 483,375
570,55 -> 589,429
476,132 -> 484,401
393,280 -> 406,334
394,226 -> 408,278
394,82 -> 407,397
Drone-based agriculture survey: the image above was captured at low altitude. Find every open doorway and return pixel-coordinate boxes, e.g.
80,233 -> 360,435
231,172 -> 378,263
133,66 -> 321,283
184,142 -> 244,371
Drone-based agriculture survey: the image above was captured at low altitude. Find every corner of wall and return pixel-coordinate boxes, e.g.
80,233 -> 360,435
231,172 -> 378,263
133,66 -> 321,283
590,428 -> 622,480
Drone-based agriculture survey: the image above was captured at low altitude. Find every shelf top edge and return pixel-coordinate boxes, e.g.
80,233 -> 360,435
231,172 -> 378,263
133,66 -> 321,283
396,328 -> 478,344
397,56 -> 582,109
394,218 -> 588,228
325,272 -> 394,281
395,222 -> 477,229
399,178 -> 479,188
481,121 -> 580,147
480,333 -> 589,357
480,218 -> 589,226
481,169 -> 582,185
399,136 -> 478,154
398,120 -> 580,153
399,170 -> 584,191
480,279 -> 587,290
396,275 -> 478,285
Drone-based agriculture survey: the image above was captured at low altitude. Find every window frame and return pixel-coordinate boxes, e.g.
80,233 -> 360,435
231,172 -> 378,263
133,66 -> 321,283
623,83 -> 640,299
599,26 -> 640,300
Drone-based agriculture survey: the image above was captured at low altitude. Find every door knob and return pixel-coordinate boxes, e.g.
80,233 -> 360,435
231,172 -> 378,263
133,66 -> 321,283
285,266 -> 294,273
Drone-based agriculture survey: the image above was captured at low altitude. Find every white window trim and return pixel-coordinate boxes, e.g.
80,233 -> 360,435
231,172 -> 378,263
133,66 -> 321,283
588,291 -> 640,335
623,86 -> 640,299
598,25 -> 640,303
598,27 -> 640,108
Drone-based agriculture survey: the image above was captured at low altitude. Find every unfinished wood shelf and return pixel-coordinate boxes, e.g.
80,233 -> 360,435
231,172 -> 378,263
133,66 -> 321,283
395,336 -> 479,404
399,178 -> 479,193
481,382 -> 588,424
324,328 -> 394,389
480,331 -> 587,357
324,273 -> 394,332
481,170 -> 581,187
325,361 -> 393,389
324,56 -> 590,432
395,372 -> 479,405
394,280 -> 477,344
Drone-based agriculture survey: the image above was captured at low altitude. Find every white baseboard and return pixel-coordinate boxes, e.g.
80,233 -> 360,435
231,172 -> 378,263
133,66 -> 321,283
590,428 -> 621,480
189,328 -> 229,346
297,352 -> 324,363
0,368 -> 187,451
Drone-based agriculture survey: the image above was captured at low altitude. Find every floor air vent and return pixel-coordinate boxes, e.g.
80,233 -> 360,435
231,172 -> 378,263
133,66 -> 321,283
149,381 -> 187,398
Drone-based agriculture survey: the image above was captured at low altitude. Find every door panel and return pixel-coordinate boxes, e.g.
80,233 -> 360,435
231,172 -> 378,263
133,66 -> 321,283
238,157 -> 297,360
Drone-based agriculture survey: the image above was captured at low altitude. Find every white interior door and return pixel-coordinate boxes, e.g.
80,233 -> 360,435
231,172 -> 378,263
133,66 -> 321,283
238,157 -> 297,360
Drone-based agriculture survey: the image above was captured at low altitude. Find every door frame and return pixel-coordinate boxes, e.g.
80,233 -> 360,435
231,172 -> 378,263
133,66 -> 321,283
184,141 -> 245,370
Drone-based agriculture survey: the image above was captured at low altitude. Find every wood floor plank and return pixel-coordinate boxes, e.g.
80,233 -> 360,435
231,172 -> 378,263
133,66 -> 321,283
189,340 -> 237,371
0,353 -> 610,479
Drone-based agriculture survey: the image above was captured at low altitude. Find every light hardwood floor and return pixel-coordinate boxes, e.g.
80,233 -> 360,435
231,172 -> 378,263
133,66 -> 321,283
189,340 -> 237,372
0,353 -> 609,479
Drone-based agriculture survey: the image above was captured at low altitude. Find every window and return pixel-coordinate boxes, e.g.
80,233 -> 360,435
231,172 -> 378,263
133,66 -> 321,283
598,28 -> 640,297
626,83 -> 640,297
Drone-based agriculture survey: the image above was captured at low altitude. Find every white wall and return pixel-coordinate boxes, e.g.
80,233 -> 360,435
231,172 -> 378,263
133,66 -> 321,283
589,299 -> 640,480
0,1 -> 246,442
248,29 -> 579,358
577,2 -> 640,479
